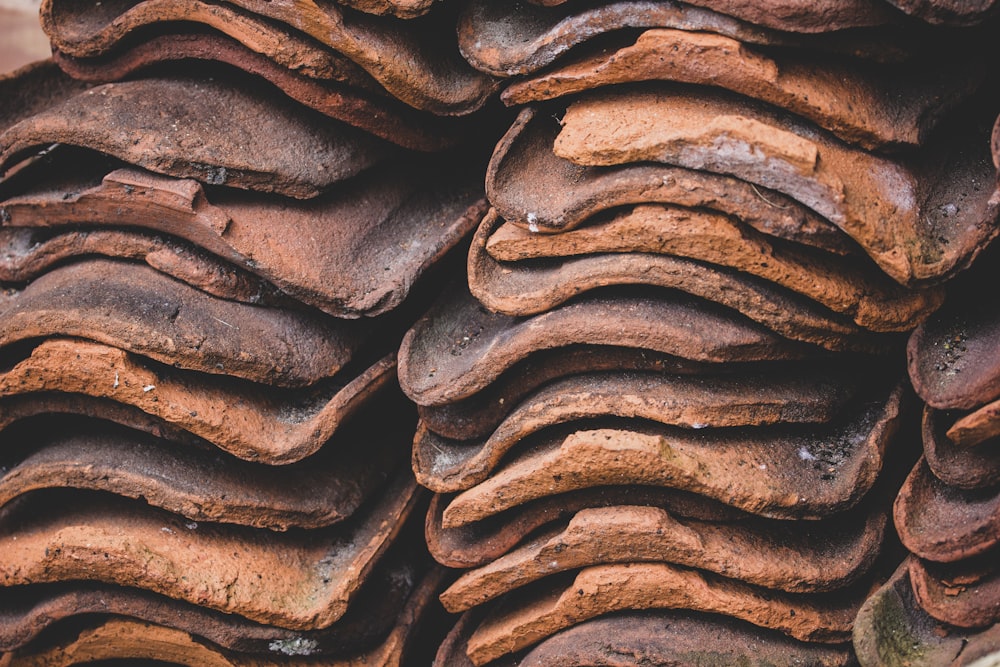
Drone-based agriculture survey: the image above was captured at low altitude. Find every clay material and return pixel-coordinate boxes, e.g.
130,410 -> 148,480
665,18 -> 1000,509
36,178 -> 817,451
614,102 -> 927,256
503,28 -> 982,150
0,67 -> 390,198
0,472 -> 421,630
484,204 -> 942,332
398,278 -> 822,406
335,0 -> 434,19
924,407 -> 1000,490
438,381 -> 902,520
415,367 -> 876,494
894,459 -> 1000,563
910,556 -> 1000,629
885,0 -> 998,25
465,562 -> 865,664
0,339 -> 395,464
486,107 -> 853,253
0,258 -> 363,387
41,0 -> 499,115
439,502 -> 887,611
0,416 -> 406,530
425,485 -> 746,569
947,400 -> 1000,448
554,86 -> 1000,287
0,160 -> 485,319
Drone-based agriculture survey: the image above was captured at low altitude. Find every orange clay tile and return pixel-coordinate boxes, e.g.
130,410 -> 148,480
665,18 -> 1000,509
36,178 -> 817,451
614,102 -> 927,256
910,555 -> 1000,629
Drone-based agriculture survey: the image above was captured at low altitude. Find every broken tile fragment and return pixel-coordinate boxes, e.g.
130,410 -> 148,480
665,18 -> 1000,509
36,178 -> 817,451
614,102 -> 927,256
910,555 -> 1000,629
946,400 -> 1000,448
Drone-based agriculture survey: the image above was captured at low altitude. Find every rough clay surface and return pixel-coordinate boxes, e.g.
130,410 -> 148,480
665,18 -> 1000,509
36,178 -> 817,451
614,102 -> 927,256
923,407 -> 1000,490
910,556 -> 1000,629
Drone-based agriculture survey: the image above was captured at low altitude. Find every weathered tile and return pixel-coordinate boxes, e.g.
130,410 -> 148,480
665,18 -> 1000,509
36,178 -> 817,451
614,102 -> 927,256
0,472 -> 421,630
416,367 -> 879,495
953,624 -> 1000,666
910,555 -> 1000,629
464,562 -> 866,664
0,339 -> 395,464
425,486 -> 746,569
437,380 -> 903,519
554,86 -> 1000,286
884,0 -> 999,25
946,400 -> 1000,448
503,28 -> 982,150
0,66 -> 390,198
483,204 -> 942,332
0,159 -> 485,319
924,407 -> 1000,490
469,211 -> 894,354
0,259 -> 364,387
335,0 -> 435,19
895,459 -> 1000,563
486,107 -> 853,253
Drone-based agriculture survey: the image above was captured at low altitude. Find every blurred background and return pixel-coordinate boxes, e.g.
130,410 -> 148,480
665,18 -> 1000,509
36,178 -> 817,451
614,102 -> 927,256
1,0 -> 50,73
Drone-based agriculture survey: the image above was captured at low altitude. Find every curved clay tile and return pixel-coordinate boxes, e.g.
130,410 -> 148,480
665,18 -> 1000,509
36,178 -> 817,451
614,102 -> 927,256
554,86 -> 1000,287
894,458 -> 1000,562
0,160 -> 485,319
439,503 -> 887,611
437,382 -> 902,520
483,205 -> 942,333
469,212 -> 893,354
398,279 -> 824,407
486,107 -> 852,253
910,555 -> 1000,629
0,67 -> 390,198
0,339 -> 395,464
0,473 -> 421,630
923,407 -> 1000,490
947,400 -> 1000,448
502,28 -> 982,150
0,259 -> 363,387
334,0 -> 435,19
464,562 -> 864,664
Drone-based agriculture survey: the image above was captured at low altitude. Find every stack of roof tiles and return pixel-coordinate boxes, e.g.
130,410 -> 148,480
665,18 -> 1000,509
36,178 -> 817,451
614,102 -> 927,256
0,0 -> 499,663
853,114 -> 1000,666
393,1 -> 1000,665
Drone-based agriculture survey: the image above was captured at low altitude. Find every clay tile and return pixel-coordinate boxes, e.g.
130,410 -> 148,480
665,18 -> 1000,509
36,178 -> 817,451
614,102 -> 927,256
0,160 -> 486,319
464,562 -> 865,664
910,554 -> 1000,629
1,566 -> 447,664
884,0 -> 999,25
894,458 -> 1000,562
955,624 -> 1000,666
436,380 -> 903,519
0,471 -> 421,630
0,540 -> 429,655
502,29 -> 983,150
438,502 -> 888,612
946,401 -> 1000,448
470,212 -> 894,354
41,0 -> 499,115
486,107 -> 853,254
0,339 -> 395,464
852,558 -> 971,667
483,204 -> 943,333
0,65 -> 391,198
425,485 -> 747,569
398,278 -> 825,407
554,86 -> 1000,287
334,0 -> 435,19
457,0 -> 904,78
0,413 -> 407,530
0,259 -> 364,387
52,33 -> 475,151
924,407 -> 1000,490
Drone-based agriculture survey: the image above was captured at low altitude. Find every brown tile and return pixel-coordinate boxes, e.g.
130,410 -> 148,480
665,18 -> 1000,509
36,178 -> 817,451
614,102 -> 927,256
645,0 -> 897,32
853,558 -> 970,667
41,0 -> 498,115
0,65 -> 390,198
0,414 -> 407,530
0,339 -> 395,464
1,158 -> 485,319
554,86 -> 1000,287
439,502 -> 888,612
954,624 -> 1000,666
924,407 -> 1000,490
0,60 -> 91,133
486,107 -> 853,253
52,33 -> 475,151
469,211 -> 893,354
946,400 -> 1000,448
437,380 -> 903,521
910,554 -> 1000,629
335,0 -> 435,19
398,277 -> 824,408
895,458 -> 1000,563
884,0 -> 999,25
484,204 -> 943,333
0,259 -> 364,387
416,367 -> 878,495
0,471 -> 421,630
425,486 -> 747,569
464,562 -> 866,664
